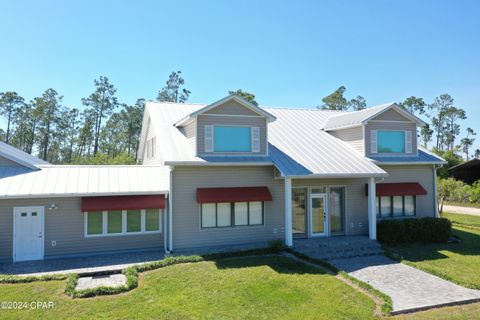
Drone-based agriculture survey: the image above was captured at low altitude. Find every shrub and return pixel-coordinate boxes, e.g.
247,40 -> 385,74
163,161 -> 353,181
377,217 -> 451,245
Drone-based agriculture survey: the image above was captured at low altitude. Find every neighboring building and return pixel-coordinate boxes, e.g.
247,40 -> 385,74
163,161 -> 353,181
449,158 -> 480,184
0,95 -> 446,262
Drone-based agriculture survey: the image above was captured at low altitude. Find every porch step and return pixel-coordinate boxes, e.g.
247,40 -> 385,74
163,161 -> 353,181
293,236 -> 384,260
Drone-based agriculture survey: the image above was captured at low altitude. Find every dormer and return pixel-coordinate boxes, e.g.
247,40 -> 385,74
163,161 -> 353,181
175,95 -> 276,157
323,103 -> 426,157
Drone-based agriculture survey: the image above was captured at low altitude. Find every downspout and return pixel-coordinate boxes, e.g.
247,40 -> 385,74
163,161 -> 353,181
433,164 -> 442,218
163,193 -> 168,253
168,167 -> 174,252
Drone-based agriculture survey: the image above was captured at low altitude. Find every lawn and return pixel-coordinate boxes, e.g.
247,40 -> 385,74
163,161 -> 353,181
0,255 -> 377,320
387,212 -> 480,290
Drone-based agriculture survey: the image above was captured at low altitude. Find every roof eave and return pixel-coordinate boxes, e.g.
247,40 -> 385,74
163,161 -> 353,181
0,190 -> 170,200
284,172 -> 388,179
164,160 -> 273,166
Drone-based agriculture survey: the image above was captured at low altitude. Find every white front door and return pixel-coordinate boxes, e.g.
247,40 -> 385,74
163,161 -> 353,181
310,195 -> 328,236
13,206 -> 44,262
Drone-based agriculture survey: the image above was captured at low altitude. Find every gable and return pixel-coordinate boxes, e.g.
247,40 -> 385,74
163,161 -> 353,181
0,155 -> 22,167
204,100 -> 261,116
371,108 -> 414,122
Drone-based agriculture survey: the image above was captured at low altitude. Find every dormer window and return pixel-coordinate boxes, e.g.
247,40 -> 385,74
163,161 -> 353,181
205,125 -> 260,153
214,126 -> 252,152
377,130 -> 405,153
371,130 -> 413,154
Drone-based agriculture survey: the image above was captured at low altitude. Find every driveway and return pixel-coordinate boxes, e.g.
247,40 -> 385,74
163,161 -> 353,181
443,205 -> 480,216
330,255 -> 480,314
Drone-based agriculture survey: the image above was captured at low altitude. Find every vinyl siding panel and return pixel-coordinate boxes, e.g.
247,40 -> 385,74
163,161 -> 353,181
179,120 -> 196,152
292,178 -> 369,236
0,156 -> 21,167
204,100 -> 260,116
0,197 -> 163,261
171,166 -> 284,249
365,122 -> 417,156
329,127 -> 364,155
142,119 -> 163,165
380,165 -> 435,217
196,115 -> 267,156
373,109 -> 411,121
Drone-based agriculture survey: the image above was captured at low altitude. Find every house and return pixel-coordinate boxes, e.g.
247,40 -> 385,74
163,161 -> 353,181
0,95 -> 446,262
449,158 -> 480,184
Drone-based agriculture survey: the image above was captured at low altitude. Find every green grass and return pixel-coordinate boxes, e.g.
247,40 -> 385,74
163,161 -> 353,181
0,255 -> 377,320
386,212 -> 480,290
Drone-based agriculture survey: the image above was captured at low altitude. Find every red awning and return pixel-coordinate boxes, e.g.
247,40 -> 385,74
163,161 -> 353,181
81,195 -> 165,212
365,183 -> 427,197
197,186 -> 272,203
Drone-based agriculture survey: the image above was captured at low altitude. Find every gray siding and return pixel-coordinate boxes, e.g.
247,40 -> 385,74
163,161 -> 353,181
380,165 -> 436,217
142,119 -> 163,165
365,122 -> 417,156
171,166 -> 284,249
0,197 -> 163,261
0,156 -> 21,167
196,114 -> 268,156
373,109 -> 411,121
329,127 -> 364,155
204,100 -> 260,116
292,178 -> 369,236
179,120 -> 196,153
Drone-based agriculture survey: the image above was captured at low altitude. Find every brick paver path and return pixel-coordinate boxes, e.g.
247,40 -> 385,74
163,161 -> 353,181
330,255 -> 480,314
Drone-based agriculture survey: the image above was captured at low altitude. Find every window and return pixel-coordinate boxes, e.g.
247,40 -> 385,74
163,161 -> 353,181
376,195 -> 416,218
85,209 -> 162,237
146,137 -> 156,158
145,209 -> 160,231
329,187 -> 345,234
214,126 -> 251,152
87,211 -> 103,235
377,130 -> 405,153
201,201 -> 264,228
127,210 -> 142,233
107,210 -> 122,234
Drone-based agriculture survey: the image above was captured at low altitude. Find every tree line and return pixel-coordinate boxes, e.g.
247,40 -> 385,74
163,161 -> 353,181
1,73 -> 476,167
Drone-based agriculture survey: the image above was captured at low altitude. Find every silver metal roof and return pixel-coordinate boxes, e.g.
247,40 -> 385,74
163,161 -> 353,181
0,141 -> 50,169
0,165 -> 169,199
142,102 -> 388,177
323,103 -> 426,131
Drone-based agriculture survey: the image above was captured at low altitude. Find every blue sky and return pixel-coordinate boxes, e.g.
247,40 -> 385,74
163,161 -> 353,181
1,0 -> 479,151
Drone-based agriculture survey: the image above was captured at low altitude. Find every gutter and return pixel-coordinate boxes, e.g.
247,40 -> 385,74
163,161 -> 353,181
164,161 -> 273,166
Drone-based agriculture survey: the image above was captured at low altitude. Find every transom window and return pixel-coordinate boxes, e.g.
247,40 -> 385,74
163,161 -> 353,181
214,126 -> 251,152
85,209 -> 162,237
376,195 -> 416,218
377,130 -> 405,153
201,201 -> 264,228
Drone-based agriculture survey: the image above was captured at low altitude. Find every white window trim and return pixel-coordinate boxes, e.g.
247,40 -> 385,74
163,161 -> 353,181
199,201 -> 265,230
84,209 -> 163,238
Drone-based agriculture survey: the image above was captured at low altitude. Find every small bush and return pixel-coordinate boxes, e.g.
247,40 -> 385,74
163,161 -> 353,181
377,217 -> 451,245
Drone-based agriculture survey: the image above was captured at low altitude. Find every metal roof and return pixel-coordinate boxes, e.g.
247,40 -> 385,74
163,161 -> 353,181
368,148 -> 446,165
449,158 -> 480,170
142,102 -> 388,177
0,165 -> 169,199
0,141 -> 50,169
322,103 -> 426,131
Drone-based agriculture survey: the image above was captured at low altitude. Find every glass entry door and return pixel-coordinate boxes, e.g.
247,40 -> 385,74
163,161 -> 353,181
310,195 -> 327,236
292,188 -> 307,237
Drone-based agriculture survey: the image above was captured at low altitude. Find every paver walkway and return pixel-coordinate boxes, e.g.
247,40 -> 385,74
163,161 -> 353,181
76,274 -> 127,290
443,205 -> 480,216
0,251 -> 165,276
330,255 -> 480,314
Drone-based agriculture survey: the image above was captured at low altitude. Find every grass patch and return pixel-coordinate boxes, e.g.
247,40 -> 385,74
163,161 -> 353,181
285,248 -> 393,316
0,255 -> 377,319
0,273 -> 68,284
386,212 -> 480,290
